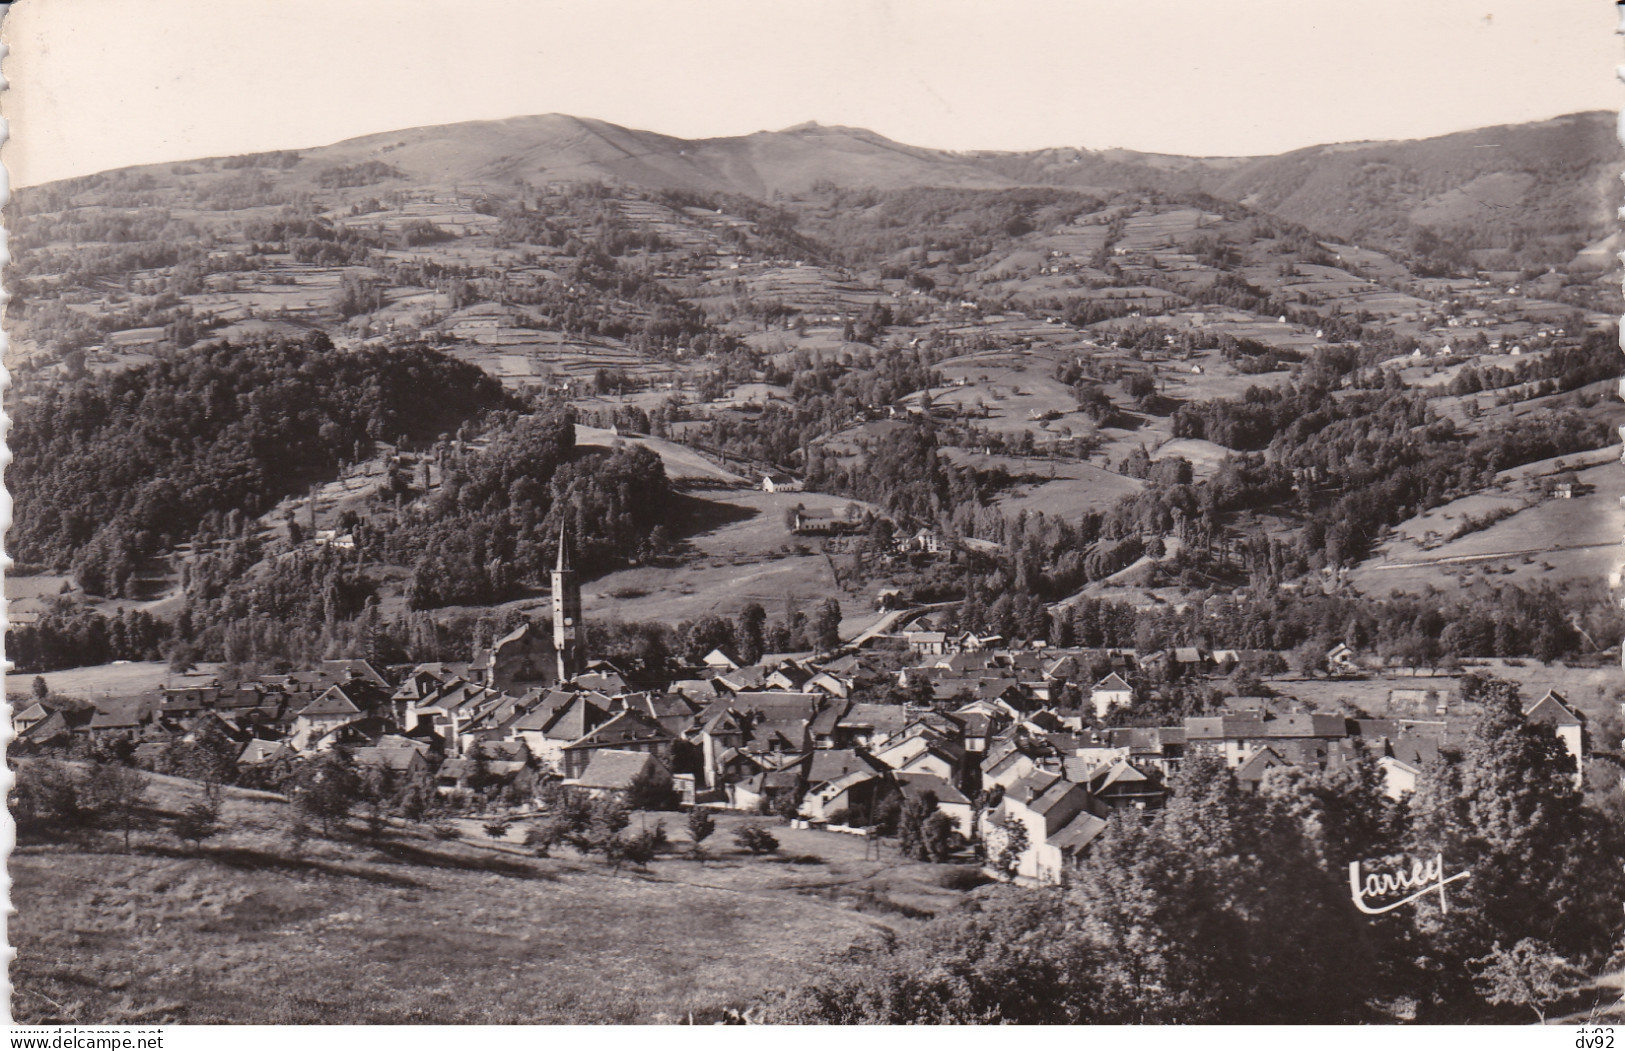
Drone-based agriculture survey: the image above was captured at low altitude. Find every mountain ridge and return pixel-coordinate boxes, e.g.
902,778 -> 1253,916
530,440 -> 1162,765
29,109 -> 1621,267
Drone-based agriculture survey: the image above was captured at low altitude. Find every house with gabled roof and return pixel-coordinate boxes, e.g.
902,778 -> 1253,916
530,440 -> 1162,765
893,741 -> 966,784
558,708 -> 674,779
1523,690 -> 1586,789
983,770 -> 1101,884
1171,647 -> 1209,675
511,692 -> 611,774
353,745 -> 431,781
1235,745 -> 1290,792
981,735 -> 1063,790
702,648 -> 741,670
895,772 -> 974,837
13,701 -> 50,736
16,709 -> 75,750
1080,758 -> 1165,809
410,679 -> 501,749
616,691 -> 699,738
835,703 -> 911,749
766,663 -> 816,692
321,659 -> 392,689
1103,726 -> 1186,778
290,685 -> 367,750
1090,673 -> 1133,719
808,698 -> 849,750
691,700 -> 748,788
574,669 -> 630,696
85,698 -> 156,742
1183,714 -> 1269,767
714,665 -> 773,693
1377,739 -> 1432,800
800,768 -> 887,824
905,631 -> 948,656
566,748 -> 671,802
1260,713 -> 1349,740
807,669 -> 855,699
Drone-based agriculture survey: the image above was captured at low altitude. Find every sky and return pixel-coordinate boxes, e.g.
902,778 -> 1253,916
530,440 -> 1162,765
1,0 -> 1620,187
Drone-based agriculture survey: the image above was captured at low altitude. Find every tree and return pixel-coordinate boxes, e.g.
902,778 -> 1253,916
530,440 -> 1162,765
687,807 -> 716,858
1291,638 -> 1327,679
571,797 -> 631,859
1072,754 -> 1379,1023
166,718 -> 241,794
1470,939 -> 1582,1023
11,759 -> 94,840
812,597 -> 843,653
524,817 -> 570,858
622,820 -> 669,870
291,751 -> 361,835
897,792 -> 937,861
1405,675 -> 1624,999
174,798 -> 222,852
767,890 -> 1103,1023
681,615 -> 736,664
921,812 -> 956,863
85,762 -> 153,851
391,768 -> 436,822
30,676 -> 49,701
359,763 -> 399,836
625,762 -> 675,811
733,822 -> 779,855
735,603 -> 767,665
772,790 -> 802,822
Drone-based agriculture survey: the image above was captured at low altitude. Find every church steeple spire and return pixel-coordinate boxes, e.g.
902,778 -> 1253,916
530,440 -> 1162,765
551,523 -> 584,682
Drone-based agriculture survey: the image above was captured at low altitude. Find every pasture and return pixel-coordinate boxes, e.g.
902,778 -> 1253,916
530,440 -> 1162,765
6,660 -> 227,702
11,770 -> 976,1025
1349,448 -> 1624,596
580,487 -> 880,624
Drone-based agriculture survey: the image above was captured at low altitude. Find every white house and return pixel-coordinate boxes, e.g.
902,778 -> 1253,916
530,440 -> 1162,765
1524,690 -> 1586,790
1090,673 -> 1133,719
762,474 -> 803,494
905,631 -> 948,656
981,770 -> 1105,885
290,684 -> 367,750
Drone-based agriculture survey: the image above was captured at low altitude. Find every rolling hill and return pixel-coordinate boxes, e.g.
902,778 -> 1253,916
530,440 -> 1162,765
44,110 -> 1620,268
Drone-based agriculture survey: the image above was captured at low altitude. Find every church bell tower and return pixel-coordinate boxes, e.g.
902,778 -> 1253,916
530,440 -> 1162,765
552,525 -> 585,682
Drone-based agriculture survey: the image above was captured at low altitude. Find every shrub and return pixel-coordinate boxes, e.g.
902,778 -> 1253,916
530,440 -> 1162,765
623,824 -> 668,870
686,807 -> 716,849
430,820 -> 462,841
523,818 -> 569,858
733,822 -> 779,855
935,866 -> 992,891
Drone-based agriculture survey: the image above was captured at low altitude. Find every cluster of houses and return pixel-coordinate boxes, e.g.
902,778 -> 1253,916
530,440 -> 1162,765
14,622 -> 1590,884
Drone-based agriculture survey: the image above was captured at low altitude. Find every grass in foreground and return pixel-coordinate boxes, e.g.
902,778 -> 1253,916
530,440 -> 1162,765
11,775 -> 971,1024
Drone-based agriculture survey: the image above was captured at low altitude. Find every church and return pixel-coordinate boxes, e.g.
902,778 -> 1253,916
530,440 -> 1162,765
470,526 -> 587,693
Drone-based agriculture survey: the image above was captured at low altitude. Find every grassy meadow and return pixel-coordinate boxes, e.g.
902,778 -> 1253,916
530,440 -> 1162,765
10,767 -> 981,1025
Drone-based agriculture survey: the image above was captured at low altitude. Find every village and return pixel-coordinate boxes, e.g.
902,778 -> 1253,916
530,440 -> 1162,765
12,524 -> 1593,888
